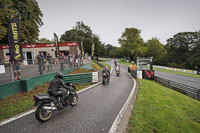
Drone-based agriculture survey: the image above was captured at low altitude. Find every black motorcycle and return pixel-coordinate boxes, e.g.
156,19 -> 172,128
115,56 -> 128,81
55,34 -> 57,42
33,83 -> 78,122
102,73 -> 110,85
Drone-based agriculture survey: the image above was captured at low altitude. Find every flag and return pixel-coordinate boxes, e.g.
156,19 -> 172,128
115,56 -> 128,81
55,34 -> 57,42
81,41 -> 84,56
7,16 -> 23,61
54,33 -> 59,58
92,43 -> 94,56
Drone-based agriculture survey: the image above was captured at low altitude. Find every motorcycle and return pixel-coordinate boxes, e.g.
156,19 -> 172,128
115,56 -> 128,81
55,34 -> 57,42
33,83 -> 78,122
115,66 -> 120,76
102,73 -> 109,85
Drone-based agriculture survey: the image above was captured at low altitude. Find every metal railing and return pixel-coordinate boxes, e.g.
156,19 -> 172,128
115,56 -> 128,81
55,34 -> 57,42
154,76 -> 200,100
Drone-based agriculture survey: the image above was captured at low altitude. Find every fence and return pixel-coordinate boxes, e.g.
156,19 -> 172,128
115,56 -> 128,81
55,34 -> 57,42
154,76 -> 200,100
0,58 -> 89,85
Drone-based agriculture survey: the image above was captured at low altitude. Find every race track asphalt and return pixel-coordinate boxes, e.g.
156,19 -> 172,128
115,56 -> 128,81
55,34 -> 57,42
155,71 -> 200,89
0,61 -> 134,133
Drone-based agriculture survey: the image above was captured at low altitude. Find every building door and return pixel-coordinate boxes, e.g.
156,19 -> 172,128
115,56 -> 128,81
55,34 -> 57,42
26,52 -> 33,64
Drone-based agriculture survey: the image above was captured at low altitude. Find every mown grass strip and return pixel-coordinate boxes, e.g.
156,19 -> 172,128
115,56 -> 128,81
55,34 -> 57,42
153,67 -> 200,78
118,59 -> 135,66
127,79 -> 200,133
98,61 -> 111,70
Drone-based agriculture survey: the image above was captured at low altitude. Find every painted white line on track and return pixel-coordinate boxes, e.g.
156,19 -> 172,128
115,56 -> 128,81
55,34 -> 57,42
0,64 -> 113,127
0,109 -> 36,127
108,73 -> 136,133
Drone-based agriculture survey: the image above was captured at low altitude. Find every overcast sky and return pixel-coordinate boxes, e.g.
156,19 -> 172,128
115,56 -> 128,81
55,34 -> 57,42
37,0 -> 200,46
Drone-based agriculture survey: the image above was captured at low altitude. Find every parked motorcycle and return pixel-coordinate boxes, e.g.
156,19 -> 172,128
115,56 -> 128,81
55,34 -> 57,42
33,83 -> 78,122
102,73 -> 110,85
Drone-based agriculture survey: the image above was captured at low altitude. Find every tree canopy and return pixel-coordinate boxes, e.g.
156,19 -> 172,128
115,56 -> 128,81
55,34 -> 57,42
146,38 -> 167,65
0,0 -> 43,44
118,28 -> 146,61
60,21 -> 105,56
165,31 -> 200,69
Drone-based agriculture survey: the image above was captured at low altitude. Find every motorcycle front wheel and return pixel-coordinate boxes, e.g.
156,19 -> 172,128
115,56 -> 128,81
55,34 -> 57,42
35,103 -> 53,122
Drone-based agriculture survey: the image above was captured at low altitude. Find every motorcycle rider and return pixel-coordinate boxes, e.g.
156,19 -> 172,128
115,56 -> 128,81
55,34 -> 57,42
48,72 -> 70,109
102,66 -> 110,80
115,62 -> 120,72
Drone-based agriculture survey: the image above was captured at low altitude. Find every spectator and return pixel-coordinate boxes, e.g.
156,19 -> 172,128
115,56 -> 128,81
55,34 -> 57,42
37,52 -> 45,72
46,53 -> 52,71
12,59 -> 22,80
68,53 -> 72,67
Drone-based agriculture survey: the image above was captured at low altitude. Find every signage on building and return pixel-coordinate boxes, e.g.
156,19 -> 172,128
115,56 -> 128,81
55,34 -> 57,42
0,42 -> 78,49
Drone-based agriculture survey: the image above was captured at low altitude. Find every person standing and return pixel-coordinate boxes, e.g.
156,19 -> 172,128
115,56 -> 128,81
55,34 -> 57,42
12,59 -> 22,80
68,53 -> 72,67
46,53 -> 52,71
59,52 -> 65,70
37,52 -> 45,72
75,54 -> 78,67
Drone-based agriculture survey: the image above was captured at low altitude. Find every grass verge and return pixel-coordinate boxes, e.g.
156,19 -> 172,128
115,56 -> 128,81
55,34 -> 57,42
153,67 -> 200,78
118,59 -> 135,66
127,79 -> 200,133
98,61 -> 111,70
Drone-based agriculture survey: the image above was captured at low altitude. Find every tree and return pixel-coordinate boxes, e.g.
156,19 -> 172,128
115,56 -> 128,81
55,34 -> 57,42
60,21 -> 104,56
109,47 -> 122,58
145,38 -> 167,65
37,38 -> 52,43
104,44 -> 114,57
166,31 -> 200,69
0,0 -> 43,44
118,28 -> 146,61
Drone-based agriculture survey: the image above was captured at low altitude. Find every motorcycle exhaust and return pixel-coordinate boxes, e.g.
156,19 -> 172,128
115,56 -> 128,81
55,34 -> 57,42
43,106 -> 57,110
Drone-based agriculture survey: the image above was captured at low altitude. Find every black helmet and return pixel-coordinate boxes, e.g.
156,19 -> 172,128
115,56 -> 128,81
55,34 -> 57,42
55,72 -> 63,79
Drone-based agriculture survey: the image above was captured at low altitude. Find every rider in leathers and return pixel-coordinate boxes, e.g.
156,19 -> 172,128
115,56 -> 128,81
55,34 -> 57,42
102,66 -> 110,80
48,72 -> 69,109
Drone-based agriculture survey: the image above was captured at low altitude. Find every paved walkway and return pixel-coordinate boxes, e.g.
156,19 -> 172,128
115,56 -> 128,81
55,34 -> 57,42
0,59 -> 90,85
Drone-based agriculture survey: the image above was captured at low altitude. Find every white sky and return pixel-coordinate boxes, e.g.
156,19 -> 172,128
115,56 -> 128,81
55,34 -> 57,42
37,0 -> 200,46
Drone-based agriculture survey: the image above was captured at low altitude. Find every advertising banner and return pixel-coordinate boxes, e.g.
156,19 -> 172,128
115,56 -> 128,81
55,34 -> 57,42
7,16 -> 23,61
54,33 -> 60,58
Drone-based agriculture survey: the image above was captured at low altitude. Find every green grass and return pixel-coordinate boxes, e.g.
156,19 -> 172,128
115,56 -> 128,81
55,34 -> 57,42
98,57 -> 111,61
91,61 -> 102,70
0,82 -> 95,122
118,59 -> 135,66
153,67 -> 200,78
127,79 -> 200,133
99,61 -> 111,70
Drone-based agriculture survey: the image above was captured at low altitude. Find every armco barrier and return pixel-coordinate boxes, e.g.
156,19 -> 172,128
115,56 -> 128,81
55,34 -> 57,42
154,76 -> 200,100
0,67 -> 75,99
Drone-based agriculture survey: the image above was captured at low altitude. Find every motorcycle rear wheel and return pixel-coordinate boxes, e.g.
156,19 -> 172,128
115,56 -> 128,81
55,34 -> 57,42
71,94 -> 78,106
102,79 -> 105,85
35,103 -> 53,122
